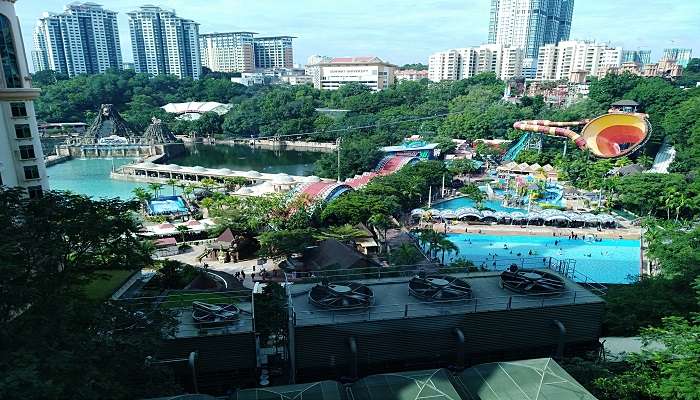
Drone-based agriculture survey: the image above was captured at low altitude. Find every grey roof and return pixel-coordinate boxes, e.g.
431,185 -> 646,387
611,99 -> 640,106
304,239 -> 372,270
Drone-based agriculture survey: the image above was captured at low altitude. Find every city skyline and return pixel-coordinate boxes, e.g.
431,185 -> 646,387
16,0 -> 700,71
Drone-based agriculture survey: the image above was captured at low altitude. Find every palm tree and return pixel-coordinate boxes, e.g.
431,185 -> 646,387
368,214 -> 396,254
200,178 -> 218,193
390,243 -> 420,267
662,191 -> 678,220
437,238 -> 459,265
183,184 -> 195,201
166,178 -> 178,196
147,182 -> 163,199
132,187 -> 152,213
176,225 -> 190,243
675,193 -> 688,222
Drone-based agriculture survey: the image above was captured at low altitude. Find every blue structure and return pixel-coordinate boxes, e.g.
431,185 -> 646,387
147,195 -> 189,215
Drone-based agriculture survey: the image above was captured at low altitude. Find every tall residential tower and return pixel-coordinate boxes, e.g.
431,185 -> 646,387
31,2 -> 123,77
253,36 -> 295,70
127,6 -> 201,79
488,0 -> 574,77
199,32 -> 255,73
0,0 -> 49,197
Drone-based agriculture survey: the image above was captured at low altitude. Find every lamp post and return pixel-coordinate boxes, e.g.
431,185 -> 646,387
336,137 -> 342,183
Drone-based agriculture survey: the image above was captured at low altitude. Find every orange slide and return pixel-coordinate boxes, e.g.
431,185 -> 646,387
513,113 -> 651,159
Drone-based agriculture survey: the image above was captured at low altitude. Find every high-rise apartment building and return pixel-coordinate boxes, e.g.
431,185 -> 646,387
488,0 -> 574,78
128,6 -> 201,79
663,48 -> 693,67
0,0 -> 49,197
428,45 -> 523,82
200,32 -> 255,73
253,36 -> 294,70
622,50 -> 651,66
535,40 -> 622,81
31,2 -> 123,77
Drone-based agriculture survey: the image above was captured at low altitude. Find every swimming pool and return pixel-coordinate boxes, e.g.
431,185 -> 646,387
433,197 -> 525,212
147,196 -> 188,215
442,233 -> 641,284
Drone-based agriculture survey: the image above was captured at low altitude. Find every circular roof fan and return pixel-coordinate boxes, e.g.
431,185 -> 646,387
409,275 -> 472,302
500,269 -> 565,295
309,282 -> 374,309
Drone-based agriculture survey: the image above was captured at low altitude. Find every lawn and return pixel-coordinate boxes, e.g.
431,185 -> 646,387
160,291 -> 247,309
83,270 -> 137,300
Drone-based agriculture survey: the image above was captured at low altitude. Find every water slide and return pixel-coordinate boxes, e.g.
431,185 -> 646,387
512,113 -> 651,159
502,132 -> 531,161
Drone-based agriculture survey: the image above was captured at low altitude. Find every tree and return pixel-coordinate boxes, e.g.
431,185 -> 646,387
166,178 -> 178,196
0,188 -> 179,399
436,237 -> 459,265
316,224 -> 368,243
368,214 -> 396,253
147,182 -> 163,198
389,243 -> 422,267
199,178 -> 218,192
257,228 -> 318,259
132,187 -> 152,212
176,225 -> 189,243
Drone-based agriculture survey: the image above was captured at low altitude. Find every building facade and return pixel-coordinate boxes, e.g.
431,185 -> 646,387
199,32 -> 255,73
428,45 -> 523,82
127,6 -> 201,79
663,48 -> 693,68
253,36 -> 294,70
535,40 -> 622,81
31,2 -> 123,77
0,0 -> 49,197
488,0 -> 574,78
395,69 -> 429,81
622,50 -> 651,67
313,57 -> 396,91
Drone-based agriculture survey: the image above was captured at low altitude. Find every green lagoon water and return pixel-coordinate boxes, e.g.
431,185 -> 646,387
46,145 -> 325,199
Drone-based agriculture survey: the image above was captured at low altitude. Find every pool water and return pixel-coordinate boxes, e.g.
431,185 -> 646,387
148,196 -> 188,214
47,158 -> 150,199
433,197 -> 525,212
443,233 -> 641,284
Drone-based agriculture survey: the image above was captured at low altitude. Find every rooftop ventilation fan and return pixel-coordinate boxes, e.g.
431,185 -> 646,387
408,274 -> 472,301
192,301 -> 242,325
309,281 -> 374,309
500,267 -> 565,295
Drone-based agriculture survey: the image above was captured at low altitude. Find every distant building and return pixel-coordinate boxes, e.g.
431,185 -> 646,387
601,58 -> 683,80
32,2 -> 123,77
305,55 -> 331,85
161,102 -> 233,120
488,0 -> 574,78
536,40 -> 622,81
199,32 -> 255,73
428,45 -> 523,82
231,72 -> 266,86
313,57 -> 396,91
253,36 -> 295,70
395,69 -> 429,81
122,62 -> 135,70
622,50 -> 652,67
127,5 -> 201,79
663,48 -> 693,67
0,0 -> 49,197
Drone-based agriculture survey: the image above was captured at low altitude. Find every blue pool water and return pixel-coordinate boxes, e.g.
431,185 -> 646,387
443,233 -> 641,284
433,197 -> 525,212
148,196 -> 188,214
47,158 -> 147,199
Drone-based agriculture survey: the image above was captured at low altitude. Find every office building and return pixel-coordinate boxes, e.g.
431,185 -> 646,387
127,6 -> 201,79
0,0 -> 49,197
313,57 -> 396,91
663,48 -> 692,67
535,40 -> 622,81
488,0 -> 574,78
428,45 -> 523,82
253,36 -> 294,70
31,2 -> 123,77
200,32 -> 255,73
622,50 -> 651,66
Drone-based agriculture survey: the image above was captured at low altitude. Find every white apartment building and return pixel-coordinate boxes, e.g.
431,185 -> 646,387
313,57 -> 396,91
32,2 -> 123,77
0,0 -> 49,197
253,36 -> 294,70
128,6 -> 201,79
395,69 -> 429,81
200,32 -> 255,73
428,45 -> 523,82
536,40 -> 622,81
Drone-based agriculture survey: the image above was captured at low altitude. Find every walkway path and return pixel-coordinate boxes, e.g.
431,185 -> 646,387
425,222 -> 641,240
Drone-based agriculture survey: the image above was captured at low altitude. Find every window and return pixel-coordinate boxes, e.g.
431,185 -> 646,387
27,185 -> 43,199
14,123 -> 31,138
19,144 -> 35,160
10,102 -> 26,117
23,165 -> 40,180
0,14 -> 21,88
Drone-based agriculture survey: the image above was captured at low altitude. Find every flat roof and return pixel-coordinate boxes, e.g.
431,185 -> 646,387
173,302 -> 253,338
289,271 -> 603,327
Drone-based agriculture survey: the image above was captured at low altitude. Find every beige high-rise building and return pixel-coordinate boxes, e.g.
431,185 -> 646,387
428,45 -> 523,82
200,32 -> 255,73
0,0 -> 49,197
536,40 -> 622,81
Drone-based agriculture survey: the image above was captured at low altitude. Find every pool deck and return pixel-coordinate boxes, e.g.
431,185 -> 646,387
426,222 -> 642,240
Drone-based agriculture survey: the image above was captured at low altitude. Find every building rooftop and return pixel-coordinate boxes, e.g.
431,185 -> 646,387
318,56 -> 397,67
289,270 -> 604,327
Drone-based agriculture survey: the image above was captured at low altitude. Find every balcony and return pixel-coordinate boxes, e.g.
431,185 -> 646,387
0,88 -> 41,101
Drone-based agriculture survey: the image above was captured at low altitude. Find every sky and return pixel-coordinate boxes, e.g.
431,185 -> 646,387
17,0 -> 700,70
